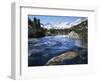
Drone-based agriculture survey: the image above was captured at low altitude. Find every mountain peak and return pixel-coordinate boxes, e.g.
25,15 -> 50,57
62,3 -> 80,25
42,18 -> 87,30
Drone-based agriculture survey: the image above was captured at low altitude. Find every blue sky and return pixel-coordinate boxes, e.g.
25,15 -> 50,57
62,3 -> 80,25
28,15 -> 87,26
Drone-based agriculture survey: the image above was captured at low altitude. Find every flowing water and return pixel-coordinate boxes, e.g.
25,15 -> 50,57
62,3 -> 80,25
28,35 -> 87,66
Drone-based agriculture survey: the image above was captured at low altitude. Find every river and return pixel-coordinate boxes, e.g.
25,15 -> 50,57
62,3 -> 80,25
28,35 -> 87,66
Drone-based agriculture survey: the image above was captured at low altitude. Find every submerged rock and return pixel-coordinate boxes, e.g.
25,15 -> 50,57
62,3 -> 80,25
46,51 -> 79,65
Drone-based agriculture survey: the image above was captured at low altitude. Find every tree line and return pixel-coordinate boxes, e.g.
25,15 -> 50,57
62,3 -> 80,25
28,17 -> 46,38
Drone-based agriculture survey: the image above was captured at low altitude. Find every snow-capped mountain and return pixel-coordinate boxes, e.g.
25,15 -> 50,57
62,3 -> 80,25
43,23 -> 53,29
43,22 -> 72,30
42,18 -> 87,30
54,22 -> 72,29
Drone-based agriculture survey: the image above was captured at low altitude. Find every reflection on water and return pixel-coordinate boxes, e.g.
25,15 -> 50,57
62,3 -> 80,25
28,35 -> 87,66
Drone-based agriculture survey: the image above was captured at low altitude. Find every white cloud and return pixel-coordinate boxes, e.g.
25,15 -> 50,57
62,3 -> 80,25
71,18 -> 87,26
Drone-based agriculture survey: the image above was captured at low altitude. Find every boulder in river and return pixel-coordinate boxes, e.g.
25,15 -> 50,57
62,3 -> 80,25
67,31 -> 80,39
46,51 -> 79,65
